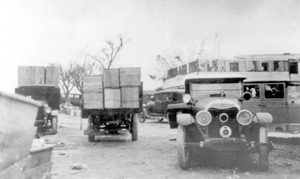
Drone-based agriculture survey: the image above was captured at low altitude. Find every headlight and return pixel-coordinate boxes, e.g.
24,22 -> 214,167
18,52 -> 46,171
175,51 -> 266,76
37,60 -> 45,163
196,110 -> 212,126
44,104 -> 52,114
183,94 -> 192,104
236,110 -> 253,125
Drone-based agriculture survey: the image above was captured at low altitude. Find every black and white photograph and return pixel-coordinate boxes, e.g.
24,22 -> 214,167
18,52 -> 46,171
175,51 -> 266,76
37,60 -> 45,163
1,0 -> 300,178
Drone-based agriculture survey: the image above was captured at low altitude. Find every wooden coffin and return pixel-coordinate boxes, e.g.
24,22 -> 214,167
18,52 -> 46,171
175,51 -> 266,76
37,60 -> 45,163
83,76 -> 103,109
104,88 -> 121,108
121,87 -> 140,108
119,68 -> 141,86
103,69 -> 120,88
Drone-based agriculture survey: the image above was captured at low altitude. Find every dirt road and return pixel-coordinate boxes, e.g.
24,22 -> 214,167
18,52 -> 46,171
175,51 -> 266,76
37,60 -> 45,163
44,114 -> 300,179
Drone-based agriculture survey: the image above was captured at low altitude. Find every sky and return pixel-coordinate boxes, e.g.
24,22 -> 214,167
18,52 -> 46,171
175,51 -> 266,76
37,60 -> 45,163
0,0 -> 300,93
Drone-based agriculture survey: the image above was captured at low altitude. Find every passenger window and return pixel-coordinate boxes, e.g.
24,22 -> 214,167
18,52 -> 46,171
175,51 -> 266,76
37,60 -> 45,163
264,84 -> 284,99
244,85 -> 260,99
162,93 -> 173,101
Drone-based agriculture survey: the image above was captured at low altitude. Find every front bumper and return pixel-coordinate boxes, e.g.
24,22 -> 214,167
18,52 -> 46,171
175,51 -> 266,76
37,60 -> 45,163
185,138 -> 273,153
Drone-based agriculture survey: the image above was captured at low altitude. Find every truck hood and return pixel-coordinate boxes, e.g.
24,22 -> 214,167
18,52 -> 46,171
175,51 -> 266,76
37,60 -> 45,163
194,97 -> 242,111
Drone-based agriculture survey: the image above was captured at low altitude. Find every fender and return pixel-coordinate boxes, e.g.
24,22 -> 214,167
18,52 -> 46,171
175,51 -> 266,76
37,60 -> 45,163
177,113 -> 195,126
253,112 -> 273,125
143,107 -> 165,119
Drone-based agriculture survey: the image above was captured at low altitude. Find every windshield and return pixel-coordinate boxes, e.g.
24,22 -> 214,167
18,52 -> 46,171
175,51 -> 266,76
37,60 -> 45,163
190,83 -> 242,98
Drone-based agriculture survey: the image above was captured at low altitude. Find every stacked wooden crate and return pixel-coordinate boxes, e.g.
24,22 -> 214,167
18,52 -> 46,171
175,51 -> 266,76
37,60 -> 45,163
18,66 -> 59,87
83,68 -> 141,109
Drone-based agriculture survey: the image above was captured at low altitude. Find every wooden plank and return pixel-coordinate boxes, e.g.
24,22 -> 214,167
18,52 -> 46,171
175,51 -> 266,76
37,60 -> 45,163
120,68 -> 141,86
45,66 -> 59,87
83,92 -> 104,109
18,66 -> 45,86
104,88 -> 121,108
103,69 -> 119,88
121,87 -> 140,108
83,75 -> 103,92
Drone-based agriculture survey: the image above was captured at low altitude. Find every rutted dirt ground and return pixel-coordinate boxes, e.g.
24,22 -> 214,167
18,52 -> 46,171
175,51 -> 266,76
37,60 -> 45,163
44,114 -> 300,179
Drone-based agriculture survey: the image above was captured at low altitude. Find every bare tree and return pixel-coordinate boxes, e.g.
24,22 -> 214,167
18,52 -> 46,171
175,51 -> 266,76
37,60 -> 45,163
50,62 -> 76,101
72,59 -> 96,94
86,35 -> 130,69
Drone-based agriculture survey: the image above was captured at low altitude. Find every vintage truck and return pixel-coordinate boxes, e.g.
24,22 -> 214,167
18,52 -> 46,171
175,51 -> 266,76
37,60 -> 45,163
15,66 -> 60,135
166,74 -> 273,170
82,68 -> 142,142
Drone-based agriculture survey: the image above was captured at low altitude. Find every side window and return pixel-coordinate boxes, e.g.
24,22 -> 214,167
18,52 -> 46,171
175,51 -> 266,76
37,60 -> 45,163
264,84 -> 284,99
230,62 -> 239,72
173,93 -> 182,102
289,62 -> 298,74
244,85 -> 260,99
162,93 -> 172,101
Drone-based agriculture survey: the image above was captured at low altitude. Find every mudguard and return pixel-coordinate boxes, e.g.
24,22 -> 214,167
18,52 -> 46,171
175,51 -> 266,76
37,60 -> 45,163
177,113 -> 195,126
253,112 -> 273,125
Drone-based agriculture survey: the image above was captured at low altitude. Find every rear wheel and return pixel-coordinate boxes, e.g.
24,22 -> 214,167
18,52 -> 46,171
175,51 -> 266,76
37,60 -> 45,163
131,113 -> 138,141
177,125 -> 190,170
258,125 -> 269,171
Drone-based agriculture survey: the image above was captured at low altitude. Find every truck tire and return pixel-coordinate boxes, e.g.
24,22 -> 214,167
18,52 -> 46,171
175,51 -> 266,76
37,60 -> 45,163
259,125 -> 269,171
52,116 -> 58,134
131,113 -> 138,141
177,125 -> 190,170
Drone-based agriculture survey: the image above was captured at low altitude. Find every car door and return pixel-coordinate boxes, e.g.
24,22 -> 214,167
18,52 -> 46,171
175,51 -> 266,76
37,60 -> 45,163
243,83 -> 263,113
261,83 -> 287,123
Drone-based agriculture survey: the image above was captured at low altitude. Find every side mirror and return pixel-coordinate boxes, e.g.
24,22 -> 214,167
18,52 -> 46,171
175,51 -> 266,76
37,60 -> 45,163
242,92 -> 252,101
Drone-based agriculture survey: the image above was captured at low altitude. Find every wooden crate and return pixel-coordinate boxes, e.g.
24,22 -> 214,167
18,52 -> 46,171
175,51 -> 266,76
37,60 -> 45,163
83,76 -> 103,92
83,76 -> 104,109
83,92 -> 104,109
104,88 -> 121,108
119,68 -> 141,86
103,69 -> 119,88
18,66 -> 45,86
0,91 -> 41,171
45,66 -> 59,87
121,87 -> 140,108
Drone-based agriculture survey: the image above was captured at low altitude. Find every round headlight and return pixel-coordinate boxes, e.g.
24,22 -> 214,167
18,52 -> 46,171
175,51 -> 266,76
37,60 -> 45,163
236,110 -> 253,125
196,110 -> 212,126
44,104 -> 52,113
183,94 -> 192,104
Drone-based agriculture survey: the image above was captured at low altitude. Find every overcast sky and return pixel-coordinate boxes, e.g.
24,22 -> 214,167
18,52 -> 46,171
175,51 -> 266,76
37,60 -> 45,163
0,0 -> 299,93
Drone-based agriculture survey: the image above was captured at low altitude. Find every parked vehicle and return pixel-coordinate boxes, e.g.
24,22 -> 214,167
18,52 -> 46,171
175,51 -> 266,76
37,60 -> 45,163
82,68 -> 142,142
15,66 -> 60,135
140,89 -> 183,123
166,74 -> 273,170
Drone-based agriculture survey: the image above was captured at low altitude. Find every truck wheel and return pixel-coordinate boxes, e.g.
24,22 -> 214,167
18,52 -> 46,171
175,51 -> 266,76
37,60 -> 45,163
88,134 -> 95,142
52,116 -> 58,134
259,125 -> 269,171
131,113 -> 138,141
177,125 -> 190,170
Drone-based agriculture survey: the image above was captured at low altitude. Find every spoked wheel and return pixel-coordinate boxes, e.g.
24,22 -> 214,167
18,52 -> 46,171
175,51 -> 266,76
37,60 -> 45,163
258,125 -> 269,171
157,118 -> 164,122
177,125 -> 190,170
131,113 -> 138,141
51,116 -> 58,134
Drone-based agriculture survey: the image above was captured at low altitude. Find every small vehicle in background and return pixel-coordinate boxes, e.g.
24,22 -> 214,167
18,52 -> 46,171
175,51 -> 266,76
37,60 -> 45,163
166,74 -> 273,170
140,89 -> 183,123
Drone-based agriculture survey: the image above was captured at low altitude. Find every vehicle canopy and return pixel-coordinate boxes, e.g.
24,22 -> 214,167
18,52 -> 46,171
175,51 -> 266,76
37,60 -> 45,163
184,74 -> 246,94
